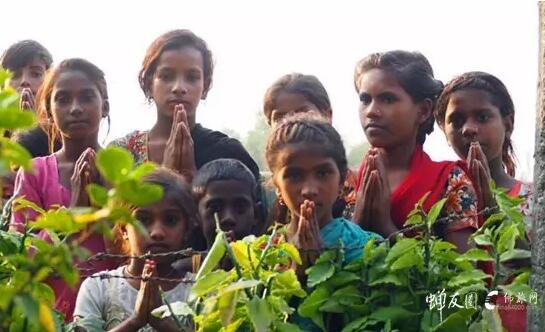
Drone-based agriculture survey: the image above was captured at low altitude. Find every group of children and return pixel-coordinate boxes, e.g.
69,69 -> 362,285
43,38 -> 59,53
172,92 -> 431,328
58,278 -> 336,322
1,29 -> 532,331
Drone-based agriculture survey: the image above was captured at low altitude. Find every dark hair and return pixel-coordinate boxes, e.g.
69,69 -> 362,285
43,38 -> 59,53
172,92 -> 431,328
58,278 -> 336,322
435,71 -> 517,176
139,29 -> 214,101
1,40 -> 53,71
115,167 -> 201,255
36,58 -> 110,153
263,73 -> 332,124
354,50 -> 443,145
266,113 -> 347,183
193,158 -> 257,201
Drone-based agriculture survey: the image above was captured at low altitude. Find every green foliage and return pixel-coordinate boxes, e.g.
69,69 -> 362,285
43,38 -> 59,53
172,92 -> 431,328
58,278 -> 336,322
186,224 -> 306,331
299,186 -> 530,331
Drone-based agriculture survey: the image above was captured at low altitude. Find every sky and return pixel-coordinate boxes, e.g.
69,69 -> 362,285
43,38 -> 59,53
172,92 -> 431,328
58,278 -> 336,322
1,0 -> 538,180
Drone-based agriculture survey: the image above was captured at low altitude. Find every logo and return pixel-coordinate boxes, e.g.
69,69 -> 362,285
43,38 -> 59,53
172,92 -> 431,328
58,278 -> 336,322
485,290 -> 498,310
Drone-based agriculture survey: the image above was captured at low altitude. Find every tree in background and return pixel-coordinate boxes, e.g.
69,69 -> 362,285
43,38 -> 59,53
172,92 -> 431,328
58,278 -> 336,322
243,112 -> 270,172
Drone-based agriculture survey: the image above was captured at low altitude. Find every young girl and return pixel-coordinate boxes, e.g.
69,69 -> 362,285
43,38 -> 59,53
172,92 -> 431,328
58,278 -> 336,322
434,71 -> 531,332
434,71 -> 532,235
74,168 -> 198,332
266,113 -> 380,266
10,58 -> 114,319
109,29 -> 260,183
352,50 -> 479,252
263,73 -> 332,127
262,73 -> 356,222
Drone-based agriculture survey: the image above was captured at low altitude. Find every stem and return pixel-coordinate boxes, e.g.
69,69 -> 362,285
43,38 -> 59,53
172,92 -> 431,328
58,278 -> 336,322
159,287 -> 185,330
255,226 -> 278,276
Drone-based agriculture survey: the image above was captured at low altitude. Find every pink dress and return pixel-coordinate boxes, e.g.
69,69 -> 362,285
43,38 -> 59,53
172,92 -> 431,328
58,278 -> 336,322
12,155 -> 116,321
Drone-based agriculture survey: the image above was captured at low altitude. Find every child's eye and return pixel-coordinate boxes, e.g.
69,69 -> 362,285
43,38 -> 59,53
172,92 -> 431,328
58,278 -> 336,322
31,71 -> 44,79
381,94 -> 397,104
477,114 -> 490,123
81,92 -> 96,103
164,214 -> 180,226
448,114 -> 465,129
234,200 -> 251,214
284,170 -> 303,182
55,94 -> 70,105
158,71 -> 175,81
135,212 -> 152,225
316,169 -> 332,179
207,202 -> 223,214
186,73 -> 201,83
359,94 -> 371,105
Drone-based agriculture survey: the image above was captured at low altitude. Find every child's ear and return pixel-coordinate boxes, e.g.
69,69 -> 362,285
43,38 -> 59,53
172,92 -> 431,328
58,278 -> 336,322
503,114 -> 514,138
102,99 -> 110,118
417,98 -> 433,125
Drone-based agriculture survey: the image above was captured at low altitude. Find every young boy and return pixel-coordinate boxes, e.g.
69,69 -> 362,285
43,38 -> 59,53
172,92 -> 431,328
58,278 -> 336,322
193,158 -> 261,248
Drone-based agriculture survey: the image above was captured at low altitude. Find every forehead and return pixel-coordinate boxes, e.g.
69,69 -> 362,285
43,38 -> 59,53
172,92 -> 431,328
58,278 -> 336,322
447,89 -> 496,112
277,143 -> 337,169
358,68 -> 405,94
275,92 -> 316,110
53,70 -> 98,92
204,179 -> 254,200
137,194 -> 185,213
156,47 -> 204,71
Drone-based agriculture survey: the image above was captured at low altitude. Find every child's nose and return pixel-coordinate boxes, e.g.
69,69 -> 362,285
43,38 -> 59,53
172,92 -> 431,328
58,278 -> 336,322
172,77 -> 189,95
462,122 -> 479,140
365,101 -> 381,118
149,222 -> 166,240
301,179 -> 319,200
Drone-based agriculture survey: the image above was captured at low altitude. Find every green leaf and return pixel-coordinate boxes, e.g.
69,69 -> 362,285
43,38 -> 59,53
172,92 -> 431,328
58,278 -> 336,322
0,107 -> 36,130
447,269 -> 489,288
432,308 -> 477,332
96,147 -> 134,184
14,294 -> 39,327
279,242 -> 302,265
497,224 -> 518,253
331,285 -> 363,306
0,138 -> 33,171
472,234 -> 493,246
432,241 -> 457,253
117,180 -> 163,206
129,162 -> 157,180
390,251 -> 422,270
0,68 -> 12,86
30,208 -> 86,235
498,283 -> 533,299
272,270 -> 306,298
500,249 -> 531,263
218,279 -> 260,296
511,271 -> 530,285
385,238 -> 418,264
87,184 -> 109,207
427,198 -> 447,228
192,270 -> 231,297
481,308 -> 504,332
456,248 -> 493,262
404,212 -> 424,227
247,297 -> 274,332
327,271 -> 360,288
218,289 -> 238,327
341,317 -> 369,332
195,231 -> 227,280
369,306 -> 418,324
276,321 -> 304,332
151,301 -> 194,318
298,285 -> 329,330
306,261 -> 335,287
369,274 -> 404,286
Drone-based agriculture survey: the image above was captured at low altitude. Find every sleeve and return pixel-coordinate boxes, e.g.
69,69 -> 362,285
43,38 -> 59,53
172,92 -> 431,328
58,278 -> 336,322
440,166 -> 480,234
73,276 -> 107,327
11,166 -> 43,231
107,134 -> 129,149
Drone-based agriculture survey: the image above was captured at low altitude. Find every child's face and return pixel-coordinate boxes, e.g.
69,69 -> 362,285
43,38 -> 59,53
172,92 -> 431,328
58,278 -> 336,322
128,194 -> 188,257
7,56 -> 47,95
150,46 -> 204,128
272,143 -> 341,228
270,92 -> 331,127
50,70 -> 105,140
357,69 -> 429,148
198,179 -> 256,247
442,89 -> 512,162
